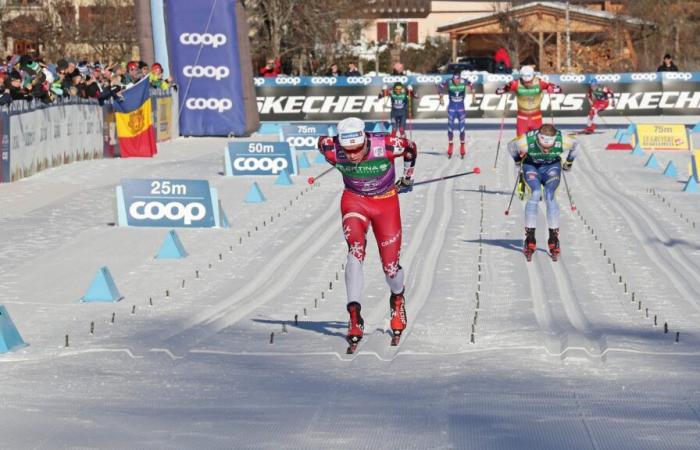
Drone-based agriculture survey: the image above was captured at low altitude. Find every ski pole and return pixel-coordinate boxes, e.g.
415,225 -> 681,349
412,167 -> 481,187
561,168 -> 577,212
307,166 -> 335,185
504,169 -> 522,216
408,93 -> 413,140
492,110 -> 506,170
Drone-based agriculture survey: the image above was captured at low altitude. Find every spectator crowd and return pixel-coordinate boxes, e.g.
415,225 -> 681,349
0,54 -> 174,106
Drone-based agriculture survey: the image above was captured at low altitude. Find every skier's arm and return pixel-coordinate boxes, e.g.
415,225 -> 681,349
386,136 -> 417,179
507,136 -> 528,162
317,136 -> 338,165
561,135 -> 581,171
408,85 -> 418,98
542,80 -> 562,94
496,80 -> 516,95
378,84 -> 389,99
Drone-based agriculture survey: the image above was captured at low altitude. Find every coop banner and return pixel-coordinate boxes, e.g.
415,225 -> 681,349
279,123 -> 332,151
225,141 -> 297,176
166,0 -> 246,136
255,72 -> 700,122
116,178 -> 226,228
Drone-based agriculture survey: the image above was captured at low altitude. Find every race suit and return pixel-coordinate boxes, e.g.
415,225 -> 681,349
587,86 -> 614,128
379,88 -> 418,137
507,130 -> 580,229
437,79 -> 472,142
318,133 -> 417,304
500,77 -> 561,136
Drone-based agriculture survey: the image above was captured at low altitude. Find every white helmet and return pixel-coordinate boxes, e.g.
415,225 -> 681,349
520,65 -> 535,82
337,117 -> 366,149
460,70 -> 470,80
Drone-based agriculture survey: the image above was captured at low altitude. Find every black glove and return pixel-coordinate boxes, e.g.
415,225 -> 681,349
395,177 -> 414,193
562,159 -> 574,171
495,87 -> 506,95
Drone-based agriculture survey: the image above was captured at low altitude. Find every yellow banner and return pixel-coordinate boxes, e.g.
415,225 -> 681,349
156,97 -> 172,142
633,124 -> 689,151
115,99 -> 153,139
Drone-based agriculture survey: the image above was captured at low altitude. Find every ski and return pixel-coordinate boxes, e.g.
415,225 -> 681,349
390,331 -> 402,347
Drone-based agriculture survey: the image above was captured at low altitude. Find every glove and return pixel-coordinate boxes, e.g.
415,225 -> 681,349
382,84 -> 388,91
395,177 -> 414,193
562,159 -> 574,171
547,85 -> 562,94
495,87 -> 506,95
407,84 -> 413,91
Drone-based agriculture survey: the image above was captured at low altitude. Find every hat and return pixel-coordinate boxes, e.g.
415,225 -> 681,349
663,53 -> 672,59
337,117 -> 366,150
10,70 -> 22,80
520,65 -> 535,82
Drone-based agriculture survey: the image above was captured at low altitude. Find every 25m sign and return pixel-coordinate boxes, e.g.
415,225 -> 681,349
116,178 -> 226,228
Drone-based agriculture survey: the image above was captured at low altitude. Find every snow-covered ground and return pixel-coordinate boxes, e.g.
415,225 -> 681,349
1,121 -> 700,449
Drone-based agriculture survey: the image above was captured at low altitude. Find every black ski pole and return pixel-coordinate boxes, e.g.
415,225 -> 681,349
561,169 -> 577,212
307,166 -> 335,185
411,167 -> 481,188
492,110 -> 506,170
504,169 -> 522,216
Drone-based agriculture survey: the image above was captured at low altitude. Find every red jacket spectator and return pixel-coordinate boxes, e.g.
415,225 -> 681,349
260,58 -> 281,77
494,47 -> 511,69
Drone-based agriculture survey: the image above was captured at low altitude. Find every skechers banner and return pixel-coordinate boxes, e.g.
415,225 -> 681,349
253,72 -> 700,121
116,178 -> 227,228
279,123 -> 331,151
225,141 -> 297,176
166,0 -> 246,135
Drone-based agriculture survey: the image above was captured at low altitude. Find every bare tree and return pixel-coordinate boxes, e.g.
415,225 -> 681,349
79,0 -> 137,62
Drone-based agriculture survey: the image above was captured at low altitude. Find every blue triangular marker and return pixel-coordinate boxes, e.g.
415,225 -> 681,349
683,176 -> 699,193
631,144 -> 645,156
245,182 -> 266,203
218,201 -> 230,228
327,125 -> 337,136
619,132 -> 632,144
614,129 -> 623,140
298,152 -> 311,169
275,170 -> 293,186
662,161 -> 678,177
644,153 -> 660,169
80,266 -> 124,303
0,305 -> 26,353
372,122 -> 385,133
691,122 -> 700,133
155,230 -> 188,259
625,124 -> 636,135
258,123 -> 279,133
315,152 -> 327,164
384,122 -> 393,132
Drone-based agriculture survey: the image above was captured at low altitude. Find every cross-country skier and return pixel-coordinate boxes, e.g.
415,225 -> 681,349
495,65 -> 561,137
317,117 -> 417,353
507,124 -> 580,261
379,82 -> 417,138
584,81 -> 614,134
437,70 -> 473,158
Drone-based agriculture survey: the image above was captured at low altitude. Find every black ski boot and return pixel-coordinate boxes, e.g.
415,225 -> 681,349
524,227 -> 536,261
548,228 -> 560,261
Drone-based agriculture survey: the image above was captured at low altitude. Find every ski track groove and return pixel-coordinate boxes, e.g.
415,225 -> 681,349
156,191 -> 343,355
340,156 -> 454,360
576,151 -> 700,312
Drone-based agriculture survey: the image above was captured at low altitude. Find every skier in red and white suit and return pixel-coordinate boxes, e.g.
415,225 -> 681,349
584,81 -> 615,134
317,117 -> 417,349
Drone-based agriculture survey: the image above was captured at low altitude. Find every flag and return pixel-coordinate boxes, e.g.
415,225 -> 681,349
113,78 -> 157,158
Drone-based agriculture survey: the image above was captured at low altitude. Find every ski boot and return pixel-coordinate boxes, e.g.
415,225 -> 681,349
389,291 -> 407,346
548,228 -> 560,261
460,142 -> 466,159
346,302 -> 364,354
447,142 -> 454,159
524,227 -> 537,262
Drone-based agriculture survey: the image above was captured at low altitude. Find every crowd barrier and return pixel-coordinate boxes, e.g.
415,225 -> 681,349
254,71 -> 700,121
1,88 -> 178,183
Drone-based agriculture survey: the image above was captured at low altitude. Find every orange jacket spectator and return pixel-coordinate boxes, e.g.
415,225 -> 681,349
494,47 -> 511,69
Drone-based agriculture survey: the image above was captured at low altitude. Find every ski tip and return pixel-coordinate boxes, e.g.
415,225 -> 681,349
473,167 -> 481,174
307,177 -> 315,185
504,210 -> 510,216
571,206 -> 577,212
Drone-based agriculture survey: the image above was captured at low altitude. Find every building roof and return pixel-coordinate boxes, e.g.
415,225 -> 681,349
437,1 -> 653,33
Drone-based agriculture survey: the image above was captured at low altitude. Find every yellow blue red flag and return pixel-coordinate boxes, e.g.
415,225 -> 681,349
113,78 -> 157,157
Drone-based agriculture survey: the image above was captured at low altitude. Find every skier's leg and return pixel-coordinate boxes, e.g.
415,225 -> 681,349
458,110 -> 467,156
391,113 -> 400,137
523,164 -> 542,229
447,109 -> 455,143
398,114 -> 407,137
542,163 -> 562,229
340,193 -> 370,306
516,115 -> 528,137
371,193 -> 406,334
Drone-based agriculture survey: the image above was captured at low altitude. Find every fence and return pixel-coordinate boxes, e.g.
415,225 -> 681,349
1,88 -> 179,183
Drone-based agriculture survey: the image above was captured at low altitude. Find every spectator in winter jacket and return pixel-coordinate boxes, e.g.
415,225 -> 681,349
494,47 -> 512,69
345,63 -> 361,77
657,54 -> 678,72
259,58 -> 281,77
327,63 -> 341,77
148,63 -> 172,90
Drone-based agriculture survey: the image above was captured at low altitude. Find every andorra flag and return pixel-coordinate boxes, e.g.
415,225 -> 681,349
113,77 -> 157,158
